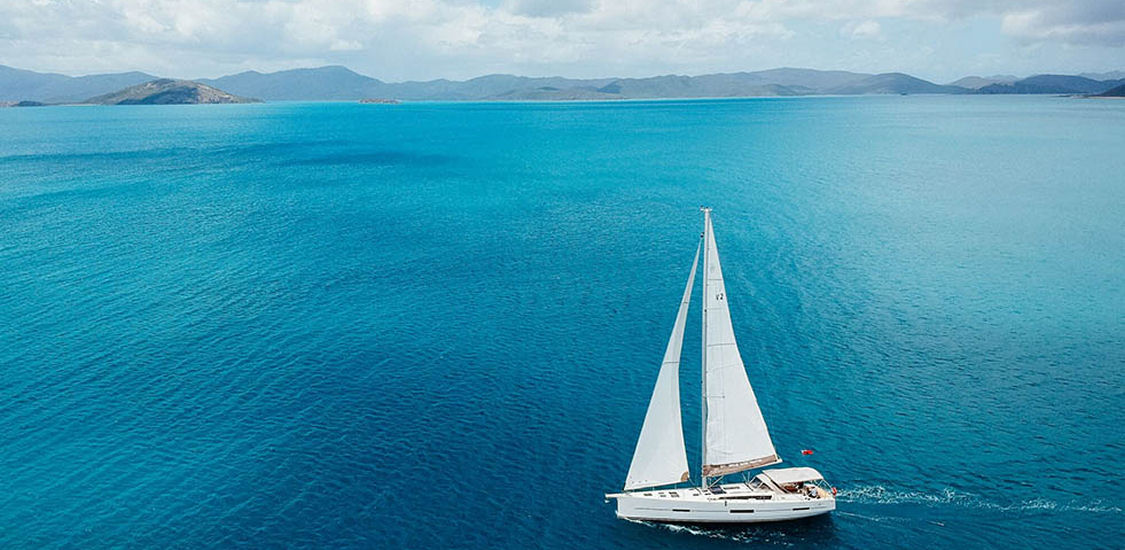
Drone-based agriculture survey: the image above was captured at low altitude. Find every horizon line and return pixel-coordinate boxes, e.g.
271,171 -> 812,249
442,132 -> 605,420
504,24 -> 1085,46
4,62 -> 1125,86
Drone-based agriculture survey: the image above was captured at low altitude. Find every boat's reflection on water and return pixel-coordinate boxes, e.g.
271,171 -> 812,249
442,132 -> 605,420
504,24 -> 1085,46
630,514 -> 841,547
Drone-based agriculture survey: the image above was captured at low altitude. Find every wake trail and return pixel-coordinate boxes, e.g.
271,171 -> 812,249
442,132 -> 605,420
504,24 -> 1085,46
838,485 -> 1122,514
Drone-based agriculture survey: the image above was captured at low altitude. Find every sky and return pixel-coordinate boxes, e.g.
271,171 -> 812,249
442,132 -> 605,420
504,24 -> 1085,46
1,0 -> 1122,83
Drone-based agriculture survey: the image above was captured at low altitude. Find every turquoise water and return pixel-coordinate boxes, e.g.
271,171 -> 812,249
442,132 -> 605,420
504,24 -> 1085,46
1,96 -> 1122,548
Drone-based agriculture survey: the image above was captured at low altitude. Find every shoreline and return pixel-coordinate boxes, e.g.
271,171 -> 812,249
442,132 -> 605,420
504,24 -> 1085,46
8,93 -> 1117,108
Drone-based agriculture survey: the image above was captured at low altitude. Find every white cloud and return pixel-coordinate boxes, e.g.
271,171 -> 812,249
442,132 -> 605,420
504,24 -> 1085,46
842,19 -> 882,39
1002,2 -> 1125,46
505,0 -> 595,18
0,0 -> 1120,80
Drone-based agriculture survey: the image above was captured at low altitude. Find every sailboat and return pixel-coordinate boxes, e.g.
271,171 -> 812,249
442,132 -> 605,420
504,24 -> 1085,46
605,208 -> 835,524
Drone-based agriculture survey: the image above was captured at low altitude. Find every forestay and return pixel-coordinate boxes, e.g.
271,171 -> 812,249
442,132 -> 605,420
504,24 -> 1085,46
701,211 -> 780,477
624,244 -> 700,490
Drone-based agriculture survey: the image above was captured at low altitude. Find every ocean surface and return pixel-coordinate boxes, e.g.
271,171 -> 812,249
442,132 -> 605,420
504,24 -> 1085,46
1,96 -> 1122,549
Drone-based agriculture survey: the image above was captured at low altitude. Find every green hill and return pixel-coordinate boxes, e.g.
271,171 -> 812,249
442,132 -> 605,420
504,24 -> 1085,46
1094,84 -> 1125,97
86,79 -> 260,105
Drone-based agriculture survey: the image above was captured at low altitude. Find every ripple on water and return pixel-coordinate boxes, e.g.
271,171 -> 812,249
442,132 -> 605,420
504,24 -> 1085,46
0,97 -> 1122,549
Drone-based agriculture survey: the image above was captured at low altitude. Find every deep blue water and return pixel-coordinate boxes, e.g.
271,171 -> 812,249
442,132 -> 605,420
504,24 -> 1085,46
1,96 -> 1122,549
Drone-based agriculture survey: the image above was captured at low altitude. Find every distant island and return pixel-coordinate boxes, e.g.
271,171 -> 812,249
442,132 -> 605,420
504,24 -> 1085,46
1093,83 -> 1125,97
86,79 -> 259,105
0,77 -> 260,106
358,98 -> 401,104
9,100 -> 47,107
2,64 -> 1123,104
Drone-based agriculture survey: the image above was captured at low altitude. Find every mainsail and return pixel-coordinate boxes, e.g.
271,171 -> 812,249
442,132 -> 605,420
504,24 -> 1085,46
701,209 -> 780,478
624,244 -> 700,490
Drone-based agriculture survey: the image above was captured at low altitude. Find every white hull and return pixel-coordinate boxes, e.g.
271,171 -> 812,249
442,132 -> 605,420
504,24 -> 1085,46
609,482 -> 835,524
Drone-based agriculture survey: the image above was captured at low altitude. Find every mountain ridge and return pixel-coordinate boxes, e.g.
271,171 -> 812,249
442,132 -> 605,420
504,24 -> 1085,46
198,66 -> 383,101
3,64 -> 1124,102
946,75 -> 1019,89
0,65 -> 158,103
1093,83 -> 1125,97
826,72 -> 970,95
979,74 -> 1125,95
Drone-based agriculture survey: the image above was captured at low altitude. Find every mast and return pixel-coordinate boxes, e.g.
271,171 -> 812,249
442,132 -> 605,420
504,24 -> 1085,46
700,206 -> 711,490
